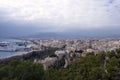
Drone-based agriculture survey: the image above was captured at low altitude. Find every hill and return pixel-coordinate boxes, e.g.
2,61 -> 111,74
0,49 -> 120,80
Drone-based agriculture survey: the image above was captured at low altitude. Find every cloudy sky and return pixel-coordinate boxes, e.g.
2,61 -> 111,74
0,0 -> 120,37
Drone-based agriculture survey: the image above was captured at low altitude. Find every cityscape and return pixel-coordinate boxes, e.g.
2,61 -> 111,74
0,0 -> 120,80
1,38 -> 120,55
0,38 -> 120,70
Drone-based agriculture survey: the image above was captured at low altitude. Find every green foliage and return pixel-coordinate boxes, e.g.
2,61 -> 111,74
44,49 -> 120,80
0,48 -> 120,80
0,59 -> 44,80
22,48 -> 58,60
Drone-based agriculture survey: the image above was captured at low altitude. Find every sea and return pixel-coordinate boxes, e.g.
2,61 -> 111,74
0,38 -> 27,59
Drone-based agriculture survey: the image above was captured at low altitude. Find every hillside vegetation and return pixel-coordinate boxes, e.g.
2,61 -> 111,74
0,49 -> 120,80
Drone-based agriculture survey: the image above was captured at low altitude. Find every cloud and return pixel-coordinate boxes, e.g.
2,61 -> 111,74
0,0 -> 120,29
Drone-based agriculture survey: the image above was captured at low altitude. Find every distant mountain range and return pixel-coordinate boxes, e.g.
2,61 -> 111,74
1,31 -> 120,39
25,32 -> 120,38
0,25 -> 120,38
27,32 -> 63,38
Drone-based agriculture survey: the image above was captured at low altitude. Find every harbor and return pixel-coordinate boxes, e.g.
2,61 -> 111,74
0,38 -> 32,58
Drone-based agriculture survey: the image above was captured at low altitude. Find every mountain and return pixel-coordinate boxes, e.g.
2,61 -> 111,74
28,32 -> 63,38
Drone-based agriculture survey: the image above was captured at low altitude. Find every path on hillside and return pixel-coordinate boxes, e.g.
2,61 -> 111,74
104,53 -> 108,73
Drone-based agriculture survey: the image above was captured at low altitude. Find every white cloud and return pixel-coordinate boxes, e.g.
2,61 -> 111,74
0,0 -> 120,29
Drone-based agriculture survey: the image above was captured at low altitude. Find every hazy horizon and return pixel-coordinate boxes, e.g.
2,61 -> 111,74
0,0 -> 120,38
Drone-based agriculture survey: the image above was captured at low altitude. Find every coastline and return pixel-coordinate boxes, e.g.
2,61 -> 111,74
0,51 -> 33,64
0,38 -> 29,59
0,48 -> 58,64
0,50 -> 35,59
